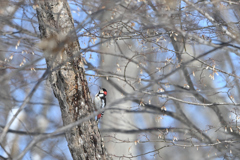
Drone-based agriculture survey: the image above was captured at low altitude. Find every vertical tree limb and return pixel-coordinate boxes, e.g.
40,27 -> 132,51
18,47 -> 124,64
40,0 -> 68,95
35,0 -> 112,159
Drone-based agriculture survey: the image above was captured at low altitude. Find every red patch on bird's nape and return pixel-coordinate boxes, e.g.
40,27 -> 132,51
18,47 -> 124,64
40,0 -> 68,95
104,91 -> 107,95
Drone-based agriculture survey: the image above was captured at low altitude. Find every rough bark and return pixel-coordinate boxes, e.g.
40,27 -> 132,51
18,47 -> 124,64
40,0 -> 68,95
35,0 -> 112,159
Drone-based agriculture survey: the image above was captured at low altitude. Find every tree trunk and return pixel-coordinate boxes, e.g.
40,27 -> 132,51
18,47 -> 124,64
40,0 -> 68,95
35,0 -> 112,159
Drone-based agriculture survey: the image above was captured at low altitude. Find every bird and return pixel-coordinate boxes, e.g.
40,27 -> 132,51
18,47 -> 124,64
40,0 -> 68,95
94,88 -> 107,121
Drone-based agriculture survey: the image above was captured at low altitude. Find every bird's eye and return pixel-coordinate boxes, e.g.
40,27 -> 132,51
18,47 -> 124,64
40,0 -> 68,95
104,91 -> 107,95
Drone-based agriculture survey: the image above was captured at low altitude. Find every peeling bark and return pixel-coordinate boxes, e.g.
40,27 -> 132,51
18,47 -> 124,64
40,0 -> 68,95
35,0 -> 112,159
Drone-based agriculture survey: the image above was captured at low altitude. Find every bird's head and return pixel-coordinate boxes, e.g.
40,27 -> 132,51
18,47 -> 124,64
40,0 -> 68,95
100,88 -> 107,96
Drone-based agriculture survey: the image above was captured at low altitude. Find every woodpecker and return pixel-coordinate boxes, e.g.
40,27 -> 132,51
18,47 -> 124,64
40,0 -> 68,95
94,88 -> 107,121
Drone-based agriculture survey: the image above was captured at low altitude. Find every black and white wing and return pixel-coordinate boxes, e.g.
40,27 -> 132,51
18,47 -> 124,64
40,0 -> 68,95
101,98 -> 106,108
